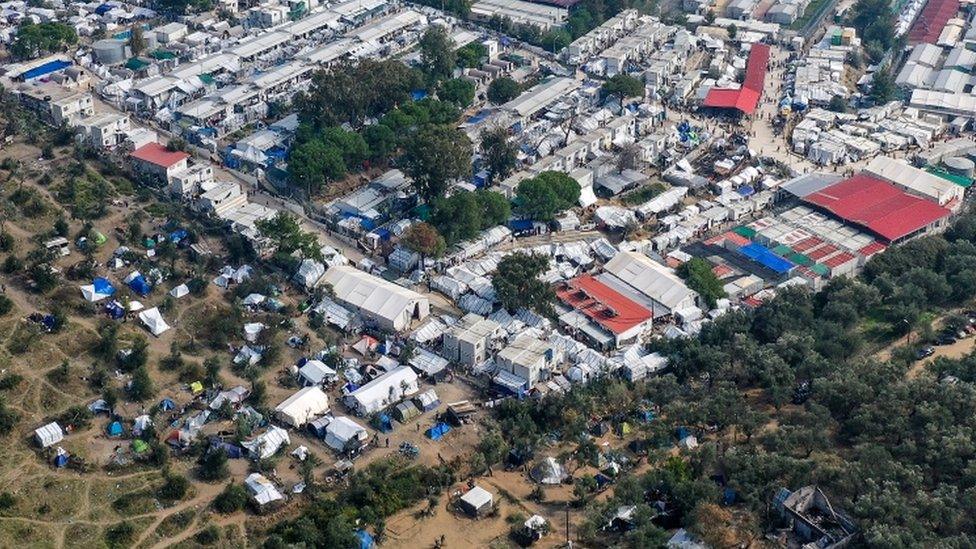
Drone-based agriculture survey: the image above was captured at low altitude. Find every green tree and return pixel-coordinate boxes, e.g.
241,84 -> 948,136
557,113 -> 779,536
213,482 -> 248,513
515,171 -> 580,221
401,222 -> 446,259
256,213 -> 322,261
363,124 -> 397,161
128,366 -> 155,402
419,27 -> 457,83
456,42 -> 487,68
288,139 -> 346,195
10,23 -> 78,60
677,258 -> 727,308
129,25 -> 146,56
402,124 -> 472,203
480,126 -> 518,184
198,448 -> 229,481
726,23 -> 738,39
827,95 -> 848,113
321,126 -> 369,169
870,67 -> 895,104
487,77 -> 520,104
492,252 -> 553,314
438,78 -> 475,108
601,74 -> 644,113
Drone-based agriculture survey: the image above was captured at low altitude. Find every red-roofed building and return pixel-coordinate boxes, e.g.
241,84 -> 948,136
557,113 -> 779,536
703,43 -> 770,115
556,275 -> 653,348
130,142 -> 190,185
802,174 -> 952,243
908,0 -> 960,45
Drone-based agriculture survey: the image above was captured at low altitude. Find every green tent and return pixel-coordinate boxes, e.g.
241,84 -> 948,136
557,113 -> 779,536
151,50 -> 177,60
125,58 -> 149,71
926,166 -> 973,188
92,231 -> 108,247
772,244 -> 792,256
132,439 -> 149,453
788,252 -> 813,266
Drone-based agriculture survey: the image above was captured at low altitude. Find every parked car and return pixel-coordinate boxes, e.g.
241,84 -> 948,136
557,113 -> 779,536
915,346 -> 935,360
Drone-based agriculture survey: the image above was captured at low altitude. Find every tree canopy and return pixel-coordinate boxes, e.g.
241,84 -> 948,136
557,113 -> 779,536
400,222 -> 446,259
515,171 -> 580,221
487,77 -> 521,104
480,126 -> 518,185
677,257 -> 727,308
492,251 -> 553,314
256,213 -> 322,262
401,124 -> 472,203
10,23 -> 77,60
430,189 -> 510,245
438,78 -> 475,108
419,27 -> 457,84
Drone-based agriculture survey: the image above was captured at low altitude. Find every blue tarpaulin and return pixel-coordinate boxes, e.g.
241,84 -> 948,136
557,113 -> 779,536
411,90 -> 428,101
19,60 -> 72,81
426,422 -> 451,441
356,530 -> 375,549
737,185 -> 755,197
93,277 -> 116,297
169,229 -> 189,244
107,421 -> 124,437
127,274 -> 151,296
41,314 -> 57,331
105,301 -> 125,319
54,453 -> 69,467
375,413 -> 393,433
738,242 -> 795,275
509,219 -> 534,231
95,3 -> 115,14
160,398 -> 176,411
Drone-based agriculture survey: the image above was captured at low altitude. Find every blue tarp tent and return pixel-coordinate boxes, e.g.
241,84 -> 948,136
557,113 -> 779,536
105,301 -> 125,319
54,452 -> 69,468
355,529 -> 375,549
93,277 -> 116,297
169,229 -> 189,244
41,314 -> 57,331
107,421 -> 124,437
127,274 -> 152,296
95,3 -> 115,15
738,243 -> 795,275
426,422 -> 451,441
19,60 -> 71,80
509,219 -> 534,232
375,413 -> 393,433
160,398 -> 176,411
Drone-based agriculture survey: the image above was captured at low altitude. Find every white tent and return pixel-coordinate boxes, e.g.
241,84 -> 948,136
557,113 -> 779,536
80,284 -> 113,302
138,307 -> 171,336
459,485 -> 494,517
243,322 -> 265,343
169,283 -> 190,298
324,416 -> 368,453
344,366 -> 420,416
34,422 -> 64,448
530,457 -> 568,485
242,426 -> 290,460
274,387 -> 329,427
132,414 -> 153,436
245,473 -> 284,505
243,293 -> 266,307
128,300 -> 145,312
298,359 -> 337,386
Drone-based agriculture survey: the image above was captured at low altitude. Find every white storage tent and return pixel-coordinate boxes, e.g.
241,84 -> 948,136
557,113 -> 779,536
243,426 -> 290,459
138,307 -> 171,336
34,422 -> 64,448
344,366 -> 420,416
321,266 -> 429,332
275,387 -> 330,427
324,416 -> 369,453
245,473 -> 284,505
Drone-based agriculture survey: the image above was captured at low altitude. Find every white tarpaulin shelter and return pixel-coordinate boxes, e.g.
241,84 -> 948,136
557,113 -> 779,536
321,266 -> 429,332
139,307 -> 171,336
243,322 -> 265,343
530,457 -> 568,485
274,387 -> 329,427
245,473 -> 284,505
459,485 -> 493,516
324,416 -> 368,452
169,284 -> 190,298
34,422 -> 64,448
298,359 -> 337,386
344,366 -> 419,416
243,426 -> 290,459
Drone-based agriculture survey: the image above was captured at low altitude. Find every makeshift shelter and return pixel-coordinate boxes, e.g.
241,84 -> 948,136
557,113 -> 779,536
132,415 -> 152,436
275,387 -> 329,427
34,422 -> 64,448
139,307 -> 171,336
243,322 -> 266,343
107,421 -> 124,437
242,426 -> 290,460
426,422 -> 452,441
324,416 -> 369,453
459,485 -> 494,517
160,398 -> 176,411
531,457 -> 568,485
344,366 -> 420,416
80,277 -> 116,302
393,400 -> 421,422
245,473 -> 284,506
298,359 -> 337,386
355,530 -> 375,549
125,271 -> 152,296
132,439 -> 149,454
169,283 -> 190,298
54,447 -> 69,468
414,389 -> 440,412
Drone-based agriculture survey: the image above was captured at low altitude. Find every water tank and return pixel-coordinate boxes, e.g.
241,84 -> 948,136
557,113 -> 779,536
945,156 -> 975,179
93,39 -> 127,65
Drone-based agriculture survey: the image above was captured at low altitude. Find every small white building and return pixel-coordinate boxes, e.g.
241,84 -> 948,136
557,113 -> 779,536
344,366 -> 420,416
442,313 -> 503,367
274,386 -> 330,427
459,485 -> 494,517
77,112 -> 130,148
496,335 -> 554,386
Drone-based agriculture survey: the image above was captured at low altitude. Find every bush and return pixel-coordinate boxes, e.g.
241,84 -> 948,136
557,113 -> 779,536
0,295 -> 12,316
197,448 -> 229,481
195,525 -> 220,545
105,521 -> 135,548
213,483 -> 248,513
159,471 -> 190,501
0,374 -> 23,391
